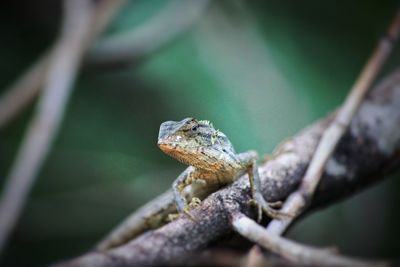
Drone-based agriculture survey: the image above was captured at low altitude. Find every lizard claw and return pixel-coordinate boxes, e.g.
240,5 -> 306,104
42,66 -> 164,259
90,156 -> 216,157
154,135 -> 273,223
267,201 -> 283,209
188,197 -> 202,209
181,197 -> 202,221
250,195 -> 294,221
248,199 -> 262,222
167,213 -> 180,222
182,207 -> 197,221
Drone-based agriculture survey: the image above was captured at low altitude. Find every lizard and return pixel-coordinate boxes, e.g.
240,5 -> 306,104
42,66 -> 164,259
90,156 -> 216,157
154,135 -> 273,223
96,118 -> 286,251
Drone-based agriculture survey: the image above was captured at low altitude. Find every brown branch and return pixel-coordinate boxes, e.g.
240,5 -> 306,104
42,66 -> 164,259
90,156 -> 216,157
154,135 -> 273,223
53,68 -> 400,267
266,8 -> 400,235
232,213 -> 387,267
241,246 -> 300,267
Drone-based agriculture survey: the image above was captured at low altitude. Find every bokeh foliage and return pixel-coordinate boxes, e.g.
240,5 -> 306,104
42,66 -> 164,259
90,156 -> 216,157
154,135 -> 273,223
0,0 -> 399,266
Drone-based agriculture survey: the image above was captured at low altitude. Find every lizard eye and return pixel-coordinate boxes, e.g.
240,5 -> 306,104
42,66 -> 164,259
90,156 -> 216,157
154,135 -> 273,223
191,125 -> 199,132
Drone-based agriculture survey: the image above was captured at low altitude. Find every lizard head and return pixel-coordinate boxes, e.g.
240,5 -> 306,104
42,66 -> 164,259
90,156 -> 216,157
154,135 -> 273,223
157,118 -> 235,169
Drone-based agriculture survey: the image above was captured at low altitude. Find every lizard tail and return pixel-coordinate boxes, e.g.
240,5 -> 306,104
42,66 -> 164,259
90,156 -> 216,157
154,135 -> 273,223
96,190 -> 176,251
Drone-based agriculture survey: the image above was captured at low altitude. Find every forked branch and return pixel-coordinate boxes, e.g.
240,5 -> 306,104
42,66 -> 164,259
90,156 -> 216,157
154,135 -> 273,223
267,8 -> 400,235
54,68 -> 400,267
232,213 -> 387,267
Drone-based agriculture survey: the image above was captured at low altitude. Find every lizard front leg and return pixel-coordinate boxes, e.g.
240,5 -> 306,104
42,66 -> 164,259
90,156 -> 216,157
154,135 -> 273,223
172,166 -> 194,212
172,167 -> 218,218
238,151 -> 289,221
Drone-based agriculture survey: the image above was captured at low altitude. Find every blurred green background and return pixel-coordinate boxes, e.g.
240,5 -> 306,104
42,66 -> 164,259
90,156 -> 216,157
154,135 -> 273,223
0,0 -> 399,266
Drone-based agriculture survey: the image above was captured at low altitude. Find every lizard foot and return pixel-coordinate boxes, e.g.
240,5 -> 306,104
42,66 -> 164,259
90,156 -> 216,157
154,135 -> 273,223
181,197 -> 202,221
182,206 -> 197,221
168,208 -> 197,222
188,197 -> 202,209
167,213 -> 180,222
266,200 -> 283,208
249,195 -> 293,222
168,197 -> 202,222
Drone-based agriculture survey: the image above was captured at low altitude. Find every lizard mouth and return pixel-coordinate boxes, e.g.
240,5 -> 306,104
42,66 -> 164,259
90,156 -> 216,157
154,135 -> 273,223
158,143 -> 170,151
158,143 -> 190,164
158,142 -> 179,155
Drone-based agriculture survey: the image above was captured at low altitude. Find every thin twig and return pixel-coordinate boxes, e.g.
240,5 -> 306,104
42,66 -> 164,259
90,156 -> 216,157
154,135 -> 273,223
0,0 -> 208,128
0,51 -> 51,128
232,213 -> 387,267
87,0 -> 210,65
0,0 -> 125,130
266,9 -> 400,236
241,246 -> 265,267
0,0 -> 97,255
241,247 -> 300,267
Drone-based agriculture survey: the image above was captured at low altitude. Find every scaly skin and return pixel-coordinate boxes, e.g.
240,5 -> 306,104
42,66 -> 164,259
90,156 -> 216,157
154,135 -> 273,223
97,118 -> 284,251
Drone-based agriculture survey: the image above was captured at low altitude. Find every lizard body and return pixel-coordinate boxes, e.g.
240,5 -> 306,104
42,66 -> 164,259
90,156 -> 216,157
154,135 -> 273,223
97,118 -> 283,251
